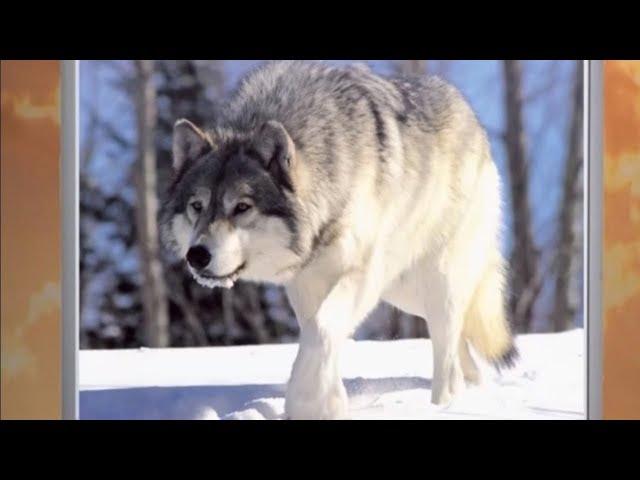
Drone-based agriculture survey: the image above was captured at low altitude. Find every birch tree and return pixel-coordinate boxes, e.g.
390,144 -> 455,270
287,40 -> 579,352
134,60 -> 170,347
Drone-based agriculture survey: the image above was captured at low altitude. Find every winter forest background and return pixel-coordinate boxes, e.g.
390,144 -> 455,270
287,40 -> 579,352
79,60 -> 584,349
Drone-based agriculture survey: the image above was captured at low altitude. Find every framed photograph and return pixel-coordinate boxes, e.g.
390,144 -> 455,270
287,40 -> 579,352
3,59 -> 639,420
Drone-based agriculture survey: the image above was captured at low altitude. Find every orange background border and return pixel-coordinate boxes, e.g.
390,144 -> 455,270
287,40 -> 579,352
1,60 -> 62,419
602,60 -> 640,419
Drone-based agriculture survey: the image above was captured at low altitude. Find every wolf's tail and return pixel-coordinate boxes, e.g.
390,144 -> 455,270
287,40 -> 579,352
462,253 -> 519,369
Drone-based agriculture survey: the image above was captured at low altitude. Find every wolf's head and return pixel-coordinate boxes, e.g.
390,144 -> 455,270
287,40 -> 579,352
160,119 -> 305,289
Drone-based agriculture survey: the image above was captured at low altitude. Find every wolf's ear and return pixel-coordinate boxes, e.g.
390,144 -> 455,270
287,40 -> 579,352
251,120 -> 296,191
172,119 -> 212,171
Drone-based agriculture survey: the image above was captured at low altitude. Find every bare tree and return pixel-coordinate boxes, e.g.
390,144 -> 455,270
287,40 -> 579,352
134,60 -> 170,347
551,61 -> 583,332
502,60 -> 541,333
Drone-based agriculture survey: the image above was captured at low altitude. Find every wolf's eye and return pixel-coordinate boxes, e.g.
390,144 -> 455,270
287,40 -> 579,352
190,200 -> 203,214
233,202 -> 252,216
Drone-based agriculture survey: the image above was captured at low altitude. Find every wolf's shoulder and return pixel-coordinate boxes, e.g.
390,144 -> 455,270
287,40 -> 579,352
228,61 -> 375,106
229,61 -> 335,103
221,61 -> 473,142
221,61 -> 377,134
236,61 -> 468,114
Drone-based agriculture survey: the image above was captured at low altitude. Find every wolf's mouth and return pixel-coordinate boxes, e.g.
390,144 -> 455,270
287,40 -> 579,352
192,262 -> 246,289
200,262 -> 246,281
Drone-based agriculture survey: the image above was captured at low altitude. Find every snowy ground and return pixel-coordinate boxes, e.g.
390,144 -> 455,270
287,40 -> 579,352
79,329 -> 585,420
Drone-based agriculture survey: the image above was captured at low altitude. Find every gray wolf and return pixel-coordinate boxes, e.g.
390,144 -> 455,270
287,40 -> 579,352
160,60 -> 518,419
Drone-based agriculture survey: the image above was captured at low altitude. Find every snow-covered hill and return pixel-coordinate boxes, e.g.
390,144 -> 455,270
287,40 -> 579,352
80,329 -> 585,420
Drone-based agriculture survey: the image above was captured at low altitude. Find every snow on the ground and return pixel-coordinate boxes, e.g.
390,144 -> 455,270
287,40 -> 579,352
79,329 -> 585,420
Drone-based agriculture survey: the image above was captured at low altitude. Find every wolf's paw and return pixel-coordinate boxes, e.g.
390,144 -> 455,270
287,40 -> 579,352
285,398 -> 349,420
431,389 -> 453,407
463,369 -> 482,386
431,376 -> 464,407
285,384 -> 349,420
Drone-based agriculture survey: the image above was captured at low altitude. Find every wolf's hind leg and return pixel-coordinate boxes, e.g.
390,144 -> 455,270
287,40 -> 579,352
427,308 -> 465,406
459,338 -> 481,386
382,267 -> 465,406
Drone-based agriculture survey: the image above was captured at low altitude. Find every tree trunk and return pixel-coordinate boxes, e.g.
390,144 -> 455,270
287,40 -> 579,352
551,61 -> 583,332
134,60 -> 170,348
502,60 -> 541,333
240,284 -> 270,344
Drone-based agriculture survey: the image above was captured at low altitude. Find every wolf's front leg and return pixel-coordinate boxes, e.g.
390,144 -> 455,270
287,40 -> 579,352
285,262 -> 384,419
285,322 -> 349,420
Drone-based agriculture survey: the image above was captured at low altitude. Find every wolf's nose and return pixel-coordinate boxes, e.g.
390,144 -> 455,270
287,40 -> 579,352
186,245 -> 211,270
